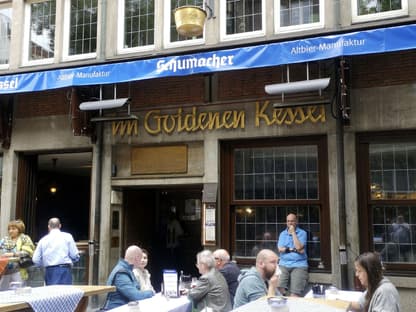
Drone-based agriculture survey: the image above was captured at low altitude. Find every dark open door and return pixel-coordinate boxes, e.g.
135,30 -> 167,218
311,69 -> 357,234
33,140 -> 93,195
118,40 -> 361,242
15,154 -> 38,238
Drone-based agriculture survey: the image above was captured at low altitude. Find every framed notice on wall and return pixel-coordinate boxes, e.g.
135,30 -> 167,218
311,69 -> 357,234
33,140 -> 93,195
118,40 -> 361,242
202,203 -> 216,246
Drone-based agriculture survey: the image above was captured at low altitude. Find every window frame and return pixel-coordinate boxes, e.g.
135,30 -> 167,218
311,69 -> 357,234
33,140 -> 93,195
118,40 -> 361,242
274,0 -> 324,34
62,0 -> 97,62
357,131 -> 416,275
163,0 -> 205,49
0,3 -> 12,69
22,0 -> 56,67
117,0 -> 155,55
220,0 -> 266,42
220,136 -> 331,270
351,0 -> 408,24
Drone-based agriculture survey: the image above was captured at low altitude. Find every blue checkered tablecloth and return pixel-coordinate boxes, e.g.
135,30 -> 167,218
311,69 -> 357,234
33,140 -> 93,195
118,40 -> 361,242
0,285 -> 84,312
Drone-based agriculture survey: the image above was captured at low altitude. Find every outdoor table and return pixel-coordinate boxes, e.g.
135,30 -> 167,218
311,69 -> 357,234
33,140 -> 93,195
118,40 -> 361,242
0,285 -> 115,312
304,289 -> 363,302
107,293 -> 192,312
230,295 -> 352,312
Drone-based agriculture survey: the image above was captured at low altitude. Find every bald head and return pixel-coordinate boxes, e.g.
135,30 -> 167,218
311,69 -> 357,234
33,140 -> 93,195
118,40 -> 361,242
48,218 -> 61,229
256,249 -> 279,280
256,249 -> 275,264
125,245 -> 143,266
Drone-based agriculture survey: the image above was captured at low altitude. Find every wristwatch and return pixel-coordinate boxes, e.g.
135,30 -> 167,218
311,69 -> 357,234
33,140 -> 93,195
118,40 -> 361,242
285,247 -> 297,253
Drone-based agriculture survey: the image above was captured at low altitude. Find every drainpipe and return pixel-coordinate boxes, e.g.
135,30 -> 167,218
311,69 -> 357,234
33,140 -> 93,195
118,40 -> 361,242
335,58 -> 349,289
91,121 -> 103,288
89,0 -> 107,294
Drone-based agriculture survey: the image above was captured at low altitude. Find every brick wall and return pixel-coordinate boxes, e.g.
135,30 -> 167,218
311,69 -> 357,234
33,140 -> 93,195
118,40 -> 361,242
351,50 -> 416,89
129,75 -> 205,109
15,89 -> 70,118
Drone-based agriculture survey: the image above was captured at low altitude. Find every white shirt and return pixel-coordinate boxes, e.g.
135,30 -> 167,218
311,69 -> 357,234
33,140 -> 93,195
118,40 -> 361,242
32,229 -> 80,267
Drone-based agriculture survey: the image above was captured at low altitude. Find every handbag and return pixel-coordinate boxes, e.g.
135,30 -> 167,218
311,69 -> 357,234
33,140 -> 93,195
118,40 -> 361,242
0,257 -> 8,276
18,255 -> 34,268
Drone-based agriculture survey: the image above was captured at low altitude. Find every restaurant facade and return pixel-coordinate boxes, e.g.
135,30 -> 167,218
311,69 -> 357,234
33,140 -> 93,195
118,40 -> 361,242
0,1 -> 416,310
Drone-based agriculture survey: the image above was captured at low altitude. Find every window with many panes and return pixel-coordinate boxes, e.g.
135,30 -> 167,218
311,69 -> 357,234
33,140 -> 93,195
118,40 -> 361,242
118,0 -> 155,53
0,5 -> 11,67
220,0 -> 265,41
164,0 -> 204,48
274,0 -> 324,33
357,132 -> 416,274
352,0 -> 408,23
23,1 -> 56,65
221,137 -> 330,269
63,0 -> 97,60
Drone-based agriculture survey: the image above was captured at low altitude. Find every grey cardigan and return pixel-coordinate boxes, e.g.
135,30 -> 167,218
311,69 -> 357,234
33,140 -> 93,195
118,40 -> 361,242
188,268 -> 232,312
359,277 -> 401,312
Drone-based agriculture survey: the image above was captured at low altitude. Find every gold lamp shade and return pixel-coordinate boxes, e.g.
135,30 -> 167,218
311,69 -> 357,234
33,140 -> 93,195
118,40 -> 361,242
174,6 -> 207,37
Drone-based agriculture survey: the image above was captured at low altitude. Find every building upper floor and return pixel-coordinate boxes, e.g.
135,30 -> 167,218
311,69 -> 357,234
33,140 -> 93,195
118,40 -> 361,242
0,0 -> 415,74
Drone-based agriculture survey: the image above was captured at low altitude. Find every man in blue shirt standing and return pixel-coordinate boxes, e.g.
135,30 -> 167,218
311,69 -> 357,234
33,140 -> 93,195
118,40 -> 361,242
32,217 -> 80,285
103,245 -> 154,310
277,213 -> 308,297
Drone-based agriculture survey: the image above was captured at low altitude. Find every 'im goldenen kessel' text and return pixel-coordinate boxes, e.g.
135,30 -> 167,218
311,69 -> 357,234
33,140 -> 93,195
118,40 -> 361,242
112,101 -> 326,137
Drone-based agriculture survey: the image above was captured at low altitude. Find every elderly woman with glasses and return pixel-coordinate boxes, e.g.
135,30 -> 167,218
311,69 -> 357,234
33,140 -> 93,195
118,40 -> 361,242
0,219 -> 35,290
186,249 -> 232,312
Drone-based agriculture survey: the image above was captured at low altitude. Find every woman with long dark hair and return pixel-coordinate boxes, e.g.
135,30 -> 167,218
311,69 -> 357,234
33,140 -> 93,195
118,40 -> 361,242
350,252 -> 400,312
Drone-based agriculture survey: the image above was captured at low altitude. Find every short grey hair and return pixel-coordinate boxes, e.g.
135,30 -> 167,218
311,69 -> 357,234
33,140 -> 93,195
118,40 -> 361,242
197,250 -> 215,269
213,249 -> 230,262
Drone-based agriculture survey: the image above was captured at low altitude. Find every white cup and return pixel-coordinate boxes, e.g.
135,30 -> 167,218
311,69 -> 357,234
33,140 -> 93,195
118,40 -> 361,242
9,281 -> 23,290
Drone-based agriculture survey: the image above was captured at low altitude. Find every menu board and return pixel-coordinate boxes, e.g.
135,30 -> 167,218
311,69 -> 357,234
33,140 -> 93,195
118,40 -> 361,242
162,270 -> 178,298
202,203 -> 216,246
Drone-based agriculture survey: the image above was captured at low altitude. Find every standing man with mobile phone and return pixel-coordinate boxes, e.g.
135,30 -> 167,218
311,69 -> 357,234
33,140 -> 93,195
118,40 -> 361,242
277,213 -> 308,297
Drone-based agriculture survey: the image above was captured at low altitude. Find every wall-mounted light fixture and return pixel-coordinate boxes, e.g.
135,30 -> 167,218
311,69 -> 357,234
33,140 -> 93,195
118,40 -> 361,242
79,85 -> 138,123
265,77 -> 330,95
90,114 -> 138,123
79,98 -> 131,111
272,99 -> 331,108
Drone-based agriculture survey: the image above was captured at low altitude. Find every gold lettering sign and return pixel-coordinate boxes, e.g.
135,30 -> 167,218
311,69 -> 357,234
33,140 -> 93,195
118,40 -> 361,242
255,101 -> 326,126
131,145 -> 188,174
111,101 -> 326,138
112,120 -> 138,137
144,107 -> 245,135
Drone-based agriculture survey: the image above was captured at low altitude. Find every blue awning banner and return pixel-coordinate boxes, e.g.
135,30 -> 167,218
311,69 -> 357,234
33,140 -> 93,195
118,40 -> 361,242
1,23 -> 416,94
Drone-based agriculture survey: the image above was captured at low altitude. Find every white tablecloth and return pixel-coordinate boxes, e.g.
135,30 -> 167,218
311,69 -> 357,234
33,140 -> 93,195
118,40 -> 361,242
0,285 -> 84,312
304,289 -> 363,302
108,293 -> 192,312
231,296 -> 349,312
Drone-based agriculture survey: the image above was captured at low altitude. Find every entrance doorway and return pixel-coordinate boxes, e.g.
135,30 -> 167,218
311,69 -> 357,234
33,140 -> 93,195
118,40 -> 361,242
15,151 -> 92,285
123,186 -> 203,291
35,153 -> 91,242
